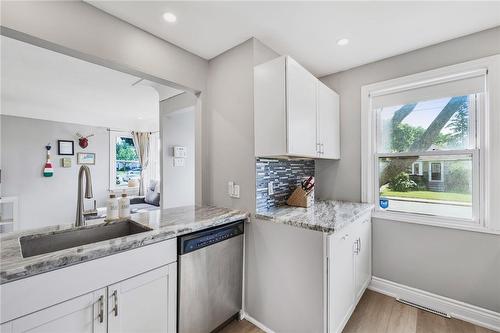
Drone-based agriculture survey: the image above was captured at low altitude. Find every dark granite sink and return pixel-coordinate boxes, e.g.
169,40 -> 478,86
20,220 -> 152,258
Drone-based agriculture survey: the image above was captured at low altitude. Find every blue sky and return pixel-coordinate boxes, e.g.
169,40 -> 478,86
402,97 -> 452,131
380,96 -> 467,135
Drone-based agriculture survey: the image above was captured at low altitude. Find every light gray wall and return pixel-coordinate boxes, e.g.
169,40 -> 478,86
160,97 -> 196,208
203,37 -> 280,327
246,219 -> 325,332
1,115 -> 110,230
317,27 -> 500,312
203,38 -> 279,214
0,1 -> 208,93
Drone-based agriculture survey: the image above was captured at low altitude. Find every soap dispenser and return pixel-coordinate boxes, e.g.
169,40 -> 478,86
119,190 -> 131,218
106,192 -> 119,221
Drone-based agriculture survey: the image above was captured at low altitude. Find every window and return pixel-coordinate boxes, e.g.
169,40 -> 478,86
374,90 -> 480,220
361,55 -> 500,232
109,132 -> 141,189
412,162 -> 422,176
115,136 -> 141,187
430,162 -> 442,182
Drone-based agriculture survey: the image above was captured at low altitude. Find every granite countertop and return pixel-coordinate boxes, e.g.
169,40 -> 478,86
0,206 -> 249,284
255,200 -> 374,233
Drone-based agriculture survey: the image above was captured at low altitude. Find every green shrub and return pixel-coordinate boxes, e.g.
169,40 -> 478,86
389,172 -> 417,192
409,174 -> 428,190
445,164 -> 470,193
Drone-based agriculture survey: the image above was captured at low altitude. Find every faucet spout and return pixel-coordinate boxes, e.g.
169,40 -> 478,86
76,165 -> 93,227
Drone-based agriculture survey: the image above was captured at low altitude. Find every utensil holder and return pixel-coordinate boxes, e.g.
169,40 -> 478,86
286,187 -> 314,208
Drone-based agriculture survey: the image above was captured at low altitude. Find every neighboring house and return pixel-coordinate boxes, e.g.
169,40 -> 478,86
410,159 -> 445,192
409,155 -> 471,193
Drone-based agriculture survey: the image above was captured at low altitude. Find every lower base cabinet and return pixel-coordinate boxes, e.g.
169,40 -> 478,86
328,215 -> 371,333
108,264 -> 176,333
1,264 -> 177,333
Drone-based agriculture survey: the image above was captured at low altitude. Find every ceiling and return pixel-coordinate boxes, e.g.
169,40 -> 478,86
87,1 -> 500,76
1,36 -> 183,132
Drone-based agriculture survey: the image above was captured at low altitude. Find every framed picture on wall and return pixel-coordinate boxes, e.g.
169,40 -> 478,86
77,152 -> 95,165
57,140 -> 74,156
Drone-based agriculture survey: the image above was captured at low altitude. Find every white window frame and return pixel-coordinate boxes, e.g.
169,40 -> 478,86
109,131 -> 140,191
361,55 -> 500,234
412,161 -> 423,176
429,162 -> 444,182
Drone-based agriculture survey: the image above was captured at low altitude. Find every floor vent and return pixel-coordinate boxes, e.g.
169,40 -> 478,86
396,298 -> 451,318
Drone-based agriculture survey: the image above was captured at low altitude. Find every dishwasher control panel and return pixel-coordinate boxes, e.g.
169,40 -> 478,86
178,221 -> 244,255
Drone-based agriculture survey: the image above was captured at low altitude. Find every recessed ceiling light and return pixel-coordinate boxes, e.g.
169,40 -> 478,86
138,116 -> 143,120
162,12 -> 177,23
337,38 -> 349,46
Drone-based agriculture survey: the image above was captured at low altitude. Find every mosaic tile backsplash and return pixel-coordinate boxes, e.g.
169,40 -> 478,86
256,158 -> 315,213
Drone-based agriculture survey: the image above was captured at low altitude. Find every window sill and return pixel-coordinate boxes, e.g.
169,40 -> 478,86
371,209 -> 500,235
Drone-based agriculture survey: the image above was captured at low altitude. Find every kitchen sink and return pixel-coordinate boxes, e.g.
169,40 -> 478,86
20,219 -> 152,258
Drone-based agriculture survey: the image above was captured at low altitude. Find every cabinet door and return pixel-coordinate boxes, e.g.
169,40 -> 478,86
286,57 -> 318,157
328,229 -> 355,333
354,217 -> 372,301
107,264 -> 176,333
8,288 -> 106,333
317,81 -> 340,159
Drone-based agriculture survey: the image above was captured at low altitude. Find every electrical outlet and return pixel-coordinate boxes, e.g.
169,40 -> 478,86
268,182 -> 274,195
233,185 -> 240,198
173,158 -> 185,167
228,181 -> 240,198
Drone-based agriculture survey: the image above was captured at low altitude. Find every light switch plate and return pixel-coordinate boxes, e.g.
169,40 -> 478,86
174,146 -> 187,158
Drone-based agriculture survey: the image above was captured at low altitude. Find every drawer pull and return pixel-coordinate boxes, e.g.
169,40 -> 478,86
97,295 -> 104,323
112,290 -> 118,317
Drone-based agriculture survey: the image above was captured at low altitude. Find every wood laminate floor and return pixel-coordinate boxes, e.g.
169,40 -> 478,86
342,290 -> 495,333
222,290 -> 495,333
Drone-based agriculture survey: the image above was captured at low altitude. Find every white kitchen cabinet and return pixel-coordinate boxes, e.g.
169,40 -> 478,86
354,217 -> 372,301
286,57 -> 318,157
317,81 -> 340,159
328,227 -> 355,333
107,264 -> 176,333
328,215 -> 372,333
1,239 -> 178,333
3,288 -> 106,333
254,55 -> 340,159
2,265 -> 176,333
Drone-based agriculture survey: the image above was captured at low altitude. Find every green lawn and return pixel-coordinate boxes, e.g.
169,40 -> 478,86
380,189 -> 471,203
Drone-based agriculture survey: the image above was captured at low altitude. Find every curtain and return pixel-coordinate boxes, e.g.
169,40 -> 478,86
132,131 -> 151,196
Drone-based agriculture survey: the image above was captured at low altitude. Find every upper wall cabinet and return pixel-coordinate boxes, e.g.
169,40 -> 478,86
254,56 -> 340,159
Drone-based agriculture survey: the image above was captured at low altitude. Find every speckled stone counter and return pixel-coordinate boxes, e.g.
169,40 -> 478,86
256,200 -> 373,233
1,206 -> 249,284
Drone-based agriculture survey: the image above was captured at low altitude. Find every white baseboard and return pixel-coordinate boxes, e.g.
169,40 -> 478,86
369,276 -> 500,332
241,312 -> 276,333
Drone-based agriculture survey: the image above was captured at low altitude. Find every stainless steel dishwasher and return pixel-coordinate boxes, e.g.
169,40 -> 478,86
178,220 -> 244,333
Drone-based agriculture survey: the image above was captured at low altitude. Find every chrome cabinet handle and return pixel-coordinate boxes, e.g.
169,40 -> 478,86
316,143 -> 321,154
359,238 -> 362,253
112,290 -> 118,317
320,143 -> 324,154
97,295 -> 104,323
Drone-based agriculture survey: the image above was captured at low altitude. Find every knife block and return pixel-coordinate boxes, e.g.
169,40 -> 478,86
286,187 -> 314,208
